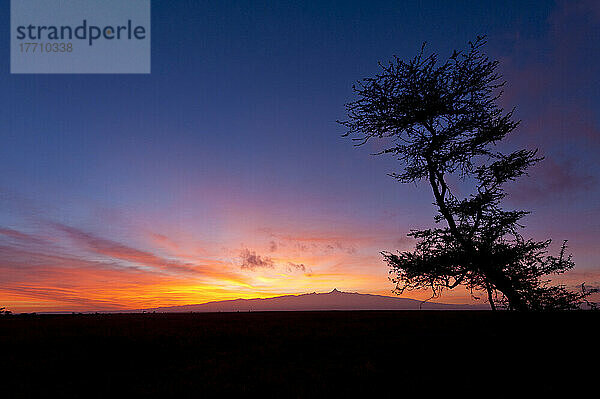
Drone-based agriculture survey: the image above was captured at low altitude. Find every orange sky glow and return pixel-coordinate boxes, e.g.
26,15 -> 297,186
2,213 -> 593,313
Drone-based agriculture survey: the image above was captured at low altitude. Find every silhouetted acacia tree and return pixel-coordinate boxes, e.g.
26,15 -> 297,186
339,36 -> 590,311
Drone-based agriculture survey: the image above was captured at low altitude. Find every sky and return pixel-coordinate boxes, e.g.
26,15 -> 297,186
1,0 -> 599,312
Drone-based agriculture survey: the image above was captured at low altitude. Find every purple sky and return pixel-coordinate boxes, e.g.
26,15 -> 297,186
1,1 -> 599,312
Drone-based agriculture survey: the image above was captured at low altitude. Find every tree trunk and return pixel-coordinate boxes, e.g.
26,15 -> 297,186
426,161 -> 529,311
485,282 -> 496,311
485,272 -> 528,311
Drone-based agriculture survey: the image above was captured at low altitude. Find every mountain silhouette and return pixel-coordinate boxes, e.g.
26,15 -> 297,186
138,289 -> 485,312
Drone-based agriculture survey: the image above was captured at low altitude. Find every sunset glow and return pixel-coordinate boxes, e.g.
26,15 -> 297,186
2,1 -> 599,313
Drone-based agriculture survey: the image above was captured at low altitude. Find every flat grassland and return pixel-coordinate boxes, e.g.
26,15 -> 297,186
1,311 -> 597,397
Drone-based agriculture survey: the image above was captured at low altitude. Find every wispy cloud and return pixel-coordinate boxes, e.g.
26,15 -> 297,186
0,222 -> 259,312
286,262 -> 307,273
239,249 -> 274,270
52,223 -> 202,275
508,158 -> 596,202
494,1 -> 600,204
0,228 -> 47,244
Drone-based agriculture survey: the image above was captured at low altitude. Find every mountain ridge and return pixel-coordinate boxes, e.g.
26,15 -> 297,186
137,289 -> 487,312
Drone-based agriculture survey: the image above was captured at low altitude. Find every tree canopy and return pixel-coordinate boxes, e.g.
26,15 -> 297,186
340,36 -> 592,311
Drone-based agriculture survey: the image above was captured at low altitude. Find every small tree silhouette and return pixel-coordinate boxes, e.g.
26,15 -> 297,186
339,36 -> 591,311
0,307 -> 12,316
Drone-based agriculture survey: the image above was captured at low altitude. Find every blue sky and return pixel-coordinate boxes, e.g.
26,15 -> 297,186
1,0 -> 599,311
